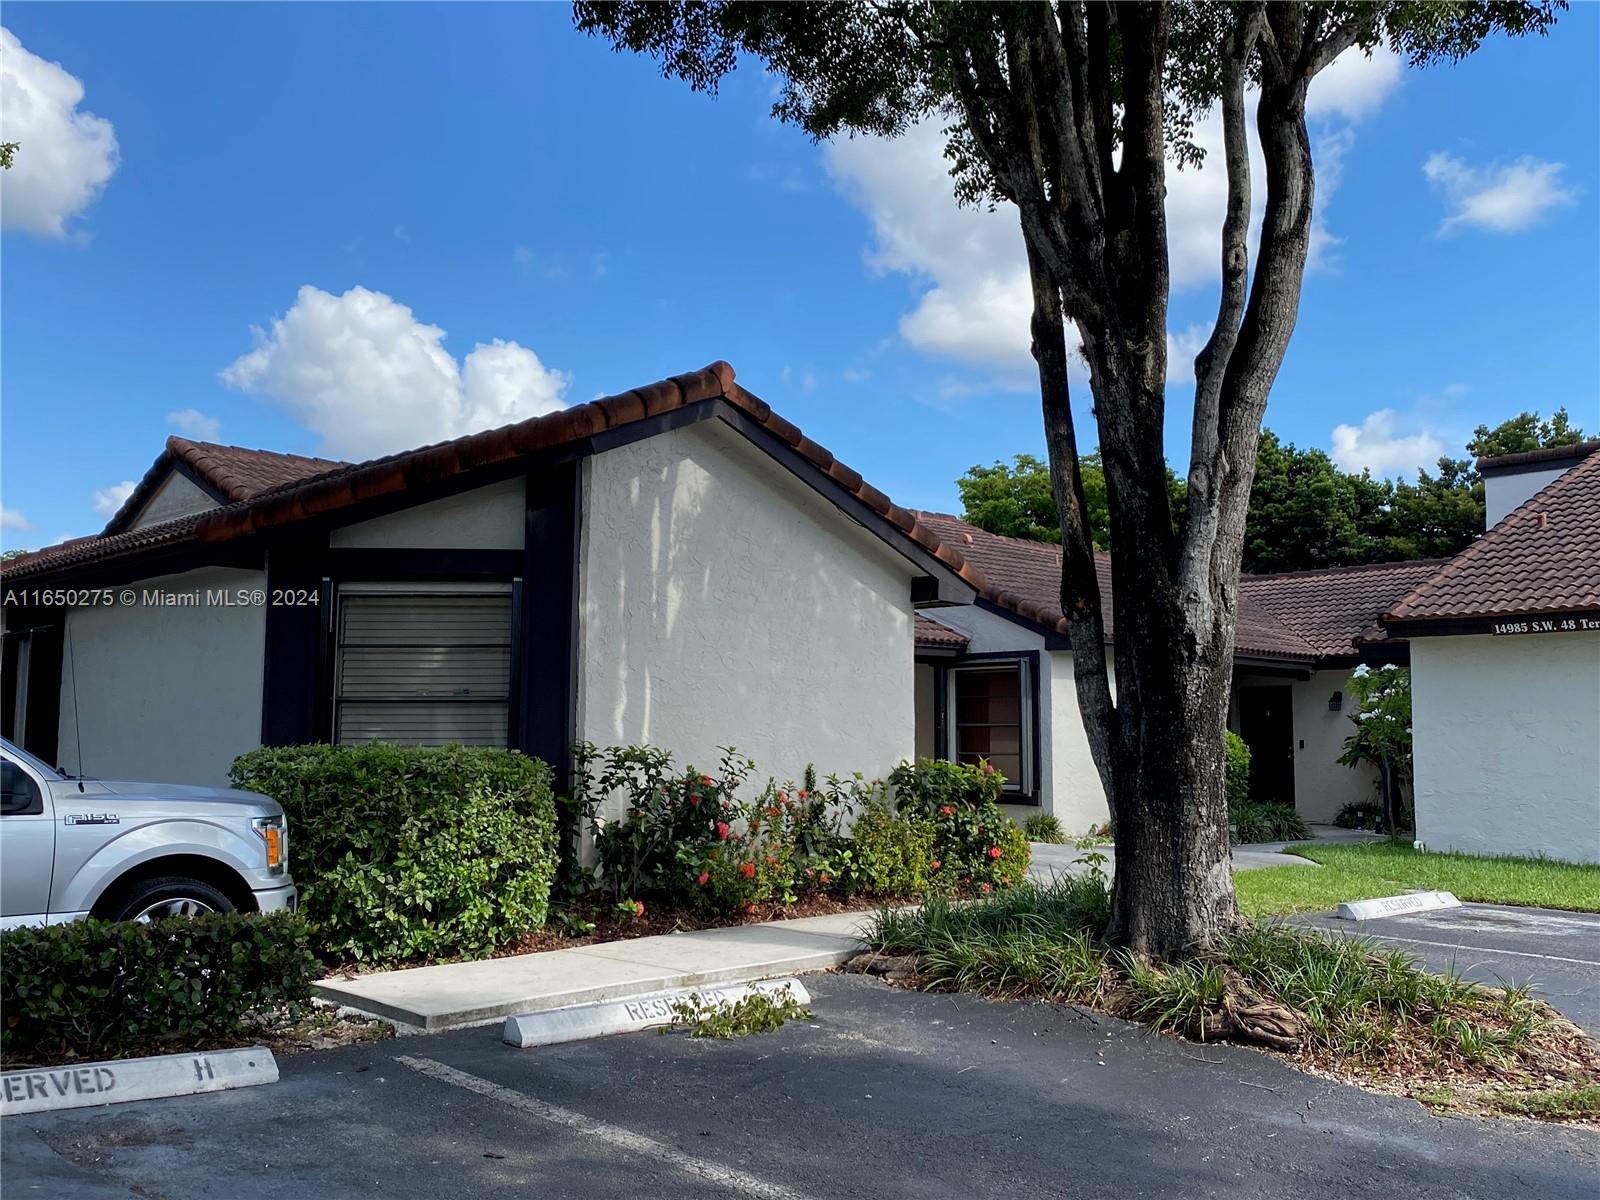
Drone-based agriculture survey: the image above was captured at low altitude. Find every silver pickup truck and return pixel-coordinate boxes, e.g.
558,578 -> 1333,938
0,737 -> 296,929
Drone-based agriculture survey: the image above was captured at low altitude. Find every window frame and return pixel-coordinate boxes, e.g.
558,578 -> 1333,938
937,651 -> 1042,806
331,581 -> 517,749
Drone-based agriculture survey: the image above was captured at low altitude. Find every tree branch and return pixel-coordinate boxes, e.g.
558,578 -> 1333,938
1180,4 -> 1261,616
1025,237 -> 1119,792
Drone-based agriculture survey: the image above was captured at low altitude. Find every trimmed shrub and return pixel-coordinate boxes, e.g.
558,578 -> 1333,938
1023,813 -> 1065,844
1,913 -> 318,1065
1334,800 -> 1384,831
1231,801 -> 1312,845
889,758 -> 1030,895
846,805 -> 935,896
231,744 -> 557,964
1224,731 -> 1252,810
888,758 -> 1004,817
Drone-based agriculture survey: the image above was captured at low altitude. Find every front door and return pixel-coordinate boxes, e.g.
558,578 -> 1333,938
1238,687 -> 1295,809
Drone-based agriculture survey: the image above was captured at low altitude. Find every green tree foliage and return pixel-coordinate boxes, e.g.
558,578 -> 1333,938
956,452 -> 1184,550
958,408 -> 1586,571
1467,406 -> 1587,459
0,142 -> 16,170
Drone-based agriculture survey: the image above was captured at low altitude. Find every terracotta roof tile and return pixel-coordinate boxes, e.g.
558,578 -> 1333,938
1241,558 -> 1449,658
914,613 -> 970,651
1386,446 -> 1600,624
912,511 -> 1443,663
3,364 -> 990,600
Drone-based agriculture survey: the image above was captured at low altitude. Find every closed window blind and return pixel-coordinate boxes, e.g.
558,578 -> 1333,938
334,590 -> 512,747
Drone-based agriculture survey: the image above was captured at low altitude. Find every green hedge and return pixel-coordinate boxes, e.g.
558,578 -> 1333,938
1224,731 -> 1252,810
231,744 -> 557,964
1,913 -> 318,1065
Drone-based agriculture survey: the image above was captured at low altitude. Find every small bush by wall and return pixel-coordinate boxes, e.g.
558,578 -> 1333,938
889,758 -> 1031,892
1023,813 -> 1066,844
1224,732 -> 1252,810
1231,801 -> 1312,845
231,744 -> 557,964
1,913 -> 318,1065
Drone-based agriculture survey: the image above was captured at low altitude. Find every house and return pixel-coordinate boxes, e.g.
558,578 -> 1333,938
1380,440 -> 1600,864
1,363 -> 980,802
909,512 -> 1444,830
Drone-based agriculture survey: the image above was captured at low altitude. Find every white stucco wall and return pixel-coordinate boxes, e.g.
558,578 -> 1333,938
1412,632 -> 1600,863
1290,669 -> 1379,822
56,567 -> 267,787
577,420 -> 917,817
129,472 -> 219,528
329,476 -> 525,549
1484,467 -> 1568,528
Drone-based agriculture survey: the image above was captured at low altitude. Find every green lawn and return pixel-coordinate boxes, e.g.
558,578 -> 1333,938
1236,841 -> 1600,917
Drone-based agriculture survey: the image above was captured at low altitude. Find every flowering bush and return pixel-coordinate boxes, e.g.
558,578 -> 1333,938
888,758 -> 1005,817
570,742 -> 753,901
887,758 -> 1029,896
844,803 -> 935,896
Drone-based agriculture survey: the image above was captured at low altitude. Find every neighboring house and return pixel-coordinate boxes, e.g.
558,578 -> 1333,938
1381,440 -> 1600,864
0,363 -> 979,808
909,512 -> 1443,831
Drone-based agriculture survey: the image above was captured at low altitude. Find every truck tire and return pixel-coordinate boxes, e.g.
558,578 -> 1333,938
108,877 -> 236,923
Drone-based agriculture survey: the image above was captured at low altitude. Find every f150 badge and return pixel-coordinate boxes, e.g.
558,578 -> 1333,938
63,813 -> 120,826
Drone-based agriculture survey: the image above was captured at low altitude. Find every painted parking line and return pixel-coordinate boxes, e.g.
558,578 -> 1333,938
1322,931 -> 1600,968
394,1055 -> 818,1200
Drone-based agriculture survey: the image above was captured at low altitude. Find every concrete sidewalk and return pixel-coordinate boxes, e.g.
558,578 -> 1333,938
315,909 -> 877,1032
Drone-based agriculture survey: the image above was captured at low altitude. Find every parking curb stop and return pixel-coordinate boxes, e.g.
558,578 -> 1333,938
1,1047 -> 279,1116
503,978 -> 812,1048
1335,891 -> 1462,921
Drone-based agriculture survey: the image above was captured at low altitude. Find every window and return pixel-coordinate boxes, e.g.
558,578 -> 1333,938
950,660 -> 1032,795
1,759 -> 43,816
334,586 -> 513,747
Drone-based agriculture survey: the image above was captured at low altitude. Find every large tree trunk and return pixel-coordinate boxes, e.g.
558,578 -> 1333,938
954,3 -> 1341,959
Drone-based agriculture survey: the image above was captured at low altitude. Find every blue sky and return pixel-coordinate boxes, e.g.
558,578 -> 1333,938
3,3 -> 1596,550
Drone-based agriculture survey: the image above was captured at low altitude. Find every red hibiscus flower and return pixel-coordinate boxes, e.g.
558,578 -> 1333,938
740,862 -> 756,879
716,822 -> 731,840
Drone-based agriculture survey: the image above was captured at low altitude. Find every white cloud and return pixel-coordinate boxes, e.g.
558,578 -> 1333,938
0,27 -> 119,238
1330,410 -> 1445,477
220,285 -> 571,459
825,46 -> 1400,377
92,481 -> 135,518
0,505 -> 31,531
1423,153 -> 1579,234
166,408 -> 221,441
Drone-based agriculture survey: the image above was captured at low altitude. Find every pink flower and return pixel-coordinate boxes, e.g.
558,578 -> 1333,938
940,805 -> 954,816
987,846 -> 1003,859
701,775 -> 714,787
716,822 -> 731,840
929,859 -> 941,871
633,900 -> 646,917
689,794 -> 701,806
697,871 -> 710,887
980,882 -> 992,895
797,789 -> 809,800
740,862 -> 756,879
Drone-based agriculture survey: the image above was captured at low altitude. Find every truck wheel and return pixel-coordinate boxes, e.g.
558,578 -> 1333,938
109,877 -> 235,923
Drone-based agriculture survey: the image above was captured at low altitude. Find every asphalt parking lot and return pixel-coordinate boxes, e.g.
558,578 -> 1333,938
5,972 -> 1596,1200
1289,902 -> 1600,1035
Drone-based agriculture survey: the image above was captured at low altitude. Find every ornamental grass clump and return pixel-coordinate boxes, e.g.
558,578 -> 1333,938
863,878 -> 1600,1121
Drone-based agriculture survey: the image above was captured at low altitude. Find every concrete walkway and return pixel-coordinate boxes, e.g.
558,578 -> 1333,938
316,910 -> 878,1032
1027,824 -> 1384,882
